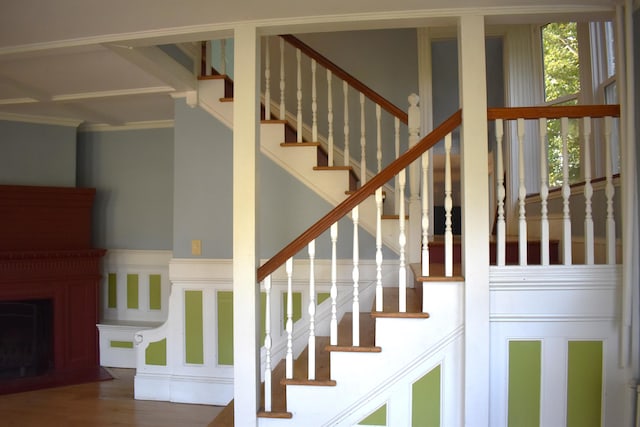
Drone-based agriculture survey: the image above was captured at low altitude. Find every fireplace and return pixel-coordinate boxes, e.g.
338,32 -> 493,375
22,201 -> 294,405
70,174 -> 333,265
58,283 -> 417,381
0,299 -> 53,380
0,185 -> 107,394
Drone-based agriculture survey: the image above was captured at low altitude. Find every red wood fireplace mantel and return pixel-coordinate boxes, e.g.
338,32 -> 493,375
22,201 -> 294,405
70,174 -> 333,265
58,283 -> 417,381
0,185 -> 108,394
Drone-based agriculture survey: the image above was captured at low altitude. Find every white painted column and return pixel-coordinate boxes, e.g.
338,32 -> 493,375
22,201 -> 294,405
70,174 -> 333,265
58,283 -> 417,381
232,24 -> 260,427
458,15 -> 490,426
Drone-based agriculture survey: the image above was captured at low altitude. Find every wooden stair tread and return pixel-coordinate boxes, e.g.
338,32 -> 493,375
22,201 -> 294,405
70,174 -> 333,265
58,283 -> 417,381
208,400 -> 234,427
282,336 -> 334,385
313,165 -> 354,171
280,142 -> 321,148
198,74 -> 230,81
325,312 -> 380,352
410,262 -> 464,282
371,287 -> 429,318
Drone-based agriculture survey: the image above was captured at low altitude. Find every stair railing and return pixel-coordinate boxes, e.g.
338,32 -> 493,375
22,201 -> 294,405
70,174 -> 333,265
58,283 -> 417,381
257,108 -> 461,412
488,104 -> 621,266
264,35 -> 409,214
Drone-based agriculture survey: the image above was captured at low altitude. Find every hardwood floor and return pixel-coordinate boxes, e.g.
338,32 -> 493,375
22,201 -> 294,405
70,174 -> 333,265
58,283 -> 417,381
0,368 -> 224,427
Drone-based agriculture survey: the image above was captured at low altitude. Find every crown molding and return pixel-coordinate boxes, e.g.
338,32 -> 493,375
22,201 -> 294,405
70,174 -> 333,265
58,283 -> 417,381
78,119 -> 174,132
0,111 -> 82,127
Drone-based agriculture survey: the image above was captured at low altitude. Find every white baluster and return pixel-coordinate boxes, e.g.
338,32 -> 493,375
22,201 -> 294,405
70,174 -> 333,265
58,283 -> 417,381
343,82 -> 350,167
444,133 -> 453,277
398,169 -> 407,312
285,258 -> 294,379
604,116 -> 616,264
538,118 -> 549,266
360,93 -> 366,184
352,206 -> 360,346
517,118 -> 528,266
561,117 -> 572,265
311,59 -> 318,142
394,117 -> 401,215
583,117 -> 594,264
205,40 -> 212,76
421,150 -> 430,277
330,223 -> 338,345
376,104 -> 382,173
263,275 -> 272,411
375,188 -> 384,312
296,49 -> 302,142
220,39 -> 227,75
307,240 -> 316,380
264,38 -> 271,120
495,119 -> 506,266
327,70 -> 334,167
279,38 -> 285,120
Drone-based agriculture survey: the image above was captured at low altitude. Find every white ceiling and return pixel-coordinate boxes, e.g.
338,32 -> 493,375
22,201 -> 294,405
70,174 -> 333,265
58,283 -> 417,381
0,0 -> 619,128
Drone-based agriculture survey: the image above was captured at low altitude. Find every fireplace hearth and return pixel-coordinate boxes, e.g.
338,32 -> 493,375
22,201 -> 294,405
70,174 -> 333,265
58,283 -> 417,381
0,185 -> 108,394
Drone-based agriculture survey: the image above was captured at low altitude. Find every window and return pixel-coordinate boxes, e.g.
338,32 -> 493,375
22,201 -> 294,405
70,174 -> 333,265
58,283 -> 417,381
541,22 -> 581,187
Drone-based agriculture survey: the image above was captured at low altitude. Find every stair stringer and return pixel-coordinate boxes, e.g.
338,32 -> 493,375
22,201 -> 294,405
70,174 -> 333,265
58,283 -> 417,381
260,280 -> 465,427
197,79 -> 401,254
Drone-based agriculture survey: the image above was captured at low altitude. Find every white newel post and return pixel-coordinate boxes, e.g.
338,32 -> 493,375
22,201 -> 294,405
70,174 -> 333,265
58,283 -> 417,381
459,15 -> 490,426
232,24 -> 260,427
407,94 -> 422,265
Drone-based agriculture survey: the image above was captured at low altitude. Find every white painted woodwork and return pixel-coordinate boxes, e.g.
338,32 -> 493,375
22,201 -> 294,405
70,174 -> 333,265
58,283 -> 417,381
220,39 -> 227,75
263,275 -> 273,411
232,25 -> 260,426
343,81 -> 350,167
285,257 -> 294,379
330,224 -> 338,346
311,59 -> 318,143
352,206 -> 360,346
279,38 -> 285,120
538,118 -> 550,266
359,93 -> 367,185
395,117 -> 401,215
604,116 -> 616,265
459,15 -> 490,425
422,149 -> 430,277
444,132 -> 453,277
398,168 -> 407,312
375,188 -> 384,312
517,118 -> 528,266
296,48 -> 302,142
495,119 -> 506,266
307,240 -> 316,380
376,104 -> 382,173
327,70 -> 334,166
205,40 -> 212,76
561,117 -> 572,265
408,93 -> 422,265
583,117 -> 594,264
264,39 -> 271,120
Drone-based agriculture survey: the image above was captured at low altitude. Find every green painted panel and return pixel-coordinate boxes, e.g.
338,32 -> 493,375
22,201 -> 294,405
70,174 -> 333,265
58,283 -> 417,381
218,291 -> 234,365
107,273 -> 117,308
145,338 -> 167,365
508,341 -> 541,427
567,341 -> 603,427
317,292 -> 331,305
110,340 -> 134,349
149,274 -> 162,310
127,274 -> 139,309
185,290 -> 204,364
412,365 -> 441,427
359,404 -> 387,426
283,292 -> 302,325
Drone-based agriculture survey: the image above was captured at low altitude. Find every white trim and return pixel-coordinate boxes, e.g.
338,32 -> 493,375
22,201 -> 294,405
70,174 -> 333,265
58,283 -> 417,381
78,120 -> 174,132
491,314 -> 617,322
0,111 -> 82,127
0,6 -> 614,57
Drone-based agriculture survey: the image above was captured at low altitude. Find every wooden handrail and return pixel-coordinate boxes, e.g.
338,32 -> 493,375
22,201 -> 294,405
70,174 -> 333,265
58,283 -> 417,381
280,34 -> 409,125
257,109 -> 462,282
488,104 -> 620,120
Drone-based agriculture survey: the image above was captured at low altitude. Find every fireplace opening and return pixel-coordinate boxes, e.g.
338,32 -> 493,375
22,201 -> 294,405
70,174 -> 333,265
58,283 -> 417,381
0,299 -> 53,380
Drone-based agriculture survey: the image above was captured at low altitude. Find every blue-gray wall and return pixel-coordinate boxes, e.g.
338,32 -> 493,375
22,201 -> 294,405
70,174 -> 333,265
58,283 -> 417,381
77,127 -> 174,250
0,120 -> 77,186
